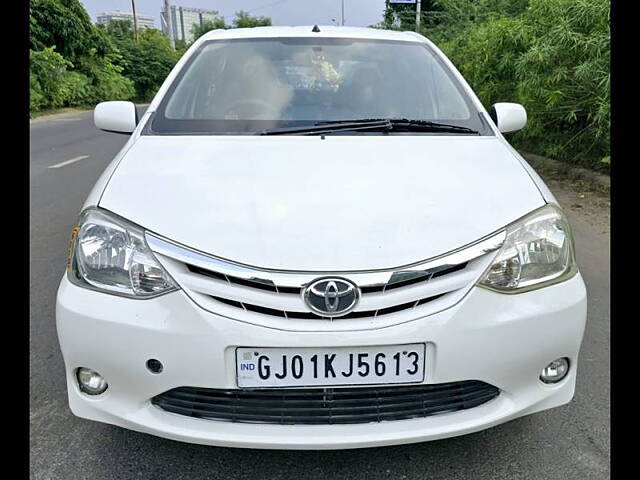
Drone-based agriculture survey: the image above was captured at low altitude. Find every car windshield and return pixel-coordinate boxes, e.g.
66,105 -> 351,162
150,37 -> 489,135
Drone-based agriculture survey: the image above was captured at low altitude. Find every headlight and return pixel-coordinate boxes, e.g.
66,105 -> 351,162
477,204 -> 577,293
68,208 -> 178,298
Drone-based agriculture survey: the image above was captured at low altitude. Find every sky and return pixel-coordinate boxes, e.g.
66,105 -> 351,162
80,1 -> 388,28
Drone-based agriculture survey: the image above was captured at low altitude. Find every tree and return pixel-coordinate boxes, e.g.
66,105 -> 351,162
437,0 -> 609,169
232,10 -> 272,28
380,0 -> 442,31
100,18 -> 134,42
191,17 -> 227,42
174,39 -> 188,52
514,0 -> 609,166
189,11 -> 271,44
30,0 -> 113,64
98,20 -> 181,101
104,25 -> 179,101
30,0 -> 134,113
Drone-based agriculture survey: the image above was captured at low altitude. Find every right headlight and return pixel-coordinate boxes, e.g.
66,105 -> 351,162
67,208 -> 178,299
477,204 -> 577,293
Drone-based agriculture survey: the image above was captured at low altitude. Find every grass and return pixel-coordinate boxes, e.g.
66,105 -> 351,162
30,105 -> 94,119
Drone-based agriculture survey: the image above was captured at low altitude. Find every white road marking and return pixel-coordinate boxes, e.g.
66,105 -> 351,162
48,155 -> 90,169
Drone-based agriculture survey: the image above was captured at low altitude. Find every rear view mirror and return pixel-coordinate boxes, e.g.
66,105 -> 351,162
94,101 -> 137,134
490,103 -> 527,133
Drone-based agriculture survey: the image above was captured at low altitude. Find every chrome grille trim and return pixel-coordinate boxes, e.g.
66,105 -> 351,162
146,230 -> 505,290
146,231 -> 504,327
209,292 -> 447,320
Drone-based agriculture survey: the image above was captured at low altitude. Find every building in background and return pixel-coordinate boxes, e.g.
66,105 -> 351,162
161,5 -> 221,44
97,11 -> 156,29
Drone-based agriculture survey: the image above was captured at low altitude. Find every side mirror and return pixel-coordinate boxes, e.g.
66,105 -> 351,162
490,102 -> 527,133
94,101 -> 137,134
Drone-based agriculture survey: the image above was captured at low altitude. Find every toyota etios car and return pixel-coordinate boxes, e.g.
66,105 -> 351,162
56,26 -> 587,449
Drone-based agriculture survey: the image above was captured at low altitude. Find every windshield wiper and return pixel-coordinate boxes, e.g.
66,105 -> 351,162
380,118 -> 479,134
258,119 -> 393,136
258,118 -> 478,136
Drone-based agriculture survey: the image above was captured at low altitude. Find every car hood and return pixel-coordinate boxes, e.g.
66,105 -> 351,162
99,135 -> 544,271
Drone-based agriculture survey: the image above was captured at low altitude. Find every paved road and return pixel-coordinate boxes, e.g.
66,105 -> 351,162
30,110 -> 610,480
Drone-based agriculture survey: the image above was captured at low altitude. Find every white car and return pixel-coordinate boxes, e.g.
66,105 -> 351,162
56,26 -> 587,450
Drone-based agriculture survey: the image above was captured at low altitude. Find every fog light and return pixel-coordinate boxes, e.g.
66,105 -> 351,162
76,367 -> 108,395
540,358 -> 570,384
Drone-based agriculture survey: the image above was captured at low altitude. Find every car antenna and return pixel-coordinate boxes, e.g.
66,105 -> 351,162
312,25 -> 321,33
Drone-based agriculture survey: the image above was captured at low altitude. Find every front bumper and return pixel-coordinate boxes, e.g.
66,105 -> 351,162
56,273 -> 587,450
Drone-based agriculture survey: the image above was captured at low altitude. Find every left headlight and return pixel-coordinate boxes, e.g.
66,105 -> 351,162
477,204 -> 577,293
68,208 -> 178,298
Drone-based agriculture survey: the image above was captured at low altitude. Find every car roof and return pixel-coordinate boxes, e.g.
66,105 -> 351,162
199,26 -> 426,43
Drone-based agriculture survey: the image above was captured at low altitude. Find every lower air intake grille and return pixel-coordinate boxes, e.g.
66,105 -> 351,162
152,381 -> 499,425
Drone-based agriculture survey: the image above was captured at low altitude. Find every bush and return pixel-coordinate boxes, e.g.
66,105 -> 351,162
29,46 -> 134,113
432,0 -> 610,170
58,70 -> 91,105
30,0 -> 135,114
514,0 -> 609,168
439,16 -> 529,107
30,0 -> 112,64
29,1 -> 277,114
192,18 -> 227,42
80,51 -> 135,104
232,11 -> 272,28
30,47 -> 90,111
116,28 -> 178,101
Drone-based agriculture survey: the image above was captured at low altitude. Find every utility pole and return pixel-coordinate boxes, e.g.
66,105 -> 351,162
415,0 -> 422,32
341,0 -> 345,26
131,0 -> 138,43
163,0 -> 175,49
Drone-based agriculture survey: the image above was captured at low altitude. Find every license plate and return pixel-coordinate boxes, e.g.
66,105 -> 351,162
236,344 -> 426,388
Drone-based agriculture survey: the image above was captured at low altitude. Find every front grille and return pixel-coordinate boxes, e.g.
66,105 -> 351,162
210,293 -> 446,319
187,264 -> 301,294
146,231 -> 505,327
360,262 -> 468,293
188,262 -> 468,295
152,381 -> 500,425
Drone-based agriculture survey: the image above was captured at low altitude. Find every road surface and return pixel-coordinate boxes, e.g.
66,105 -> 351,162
30,109 -> 610,480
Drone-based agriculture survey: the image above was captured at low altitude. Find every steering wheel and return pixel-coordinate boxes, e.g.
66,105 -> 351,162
223,99 -> 280,119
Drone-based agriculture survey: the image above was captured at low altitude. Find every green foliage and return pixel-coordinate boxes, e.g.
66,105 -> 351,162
30,0 -> 608,171
79,51 -> 135,103
30,0 -> 112,64
378,0 -> 442,30
100,22 -> 178,101
513,0 -> 610,167
439,0 -> 609,170
100,18 -> 134,41
174,39 -> 188,52
30,46 -> 134,112
30,47 -> 78,111
29,0 -> 134,114
232,11 -> 272,28
380,0 -> 609,170
192,18 -> 227,41
29,0 -> 276,114
125,29 -> 179,101
188,11 -> 272,43
440,16 -> 530,106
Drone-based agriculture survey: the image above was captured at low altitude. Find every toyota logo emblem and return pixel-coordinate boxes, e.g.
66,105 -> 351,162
303,278 -> 360,317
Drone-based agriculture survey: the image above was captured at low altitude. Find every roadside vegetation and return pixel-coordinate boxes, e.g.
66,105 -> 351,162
30,0 -> 608,172
29,0 -> 270,114
379,0 -> 610,171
